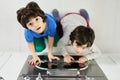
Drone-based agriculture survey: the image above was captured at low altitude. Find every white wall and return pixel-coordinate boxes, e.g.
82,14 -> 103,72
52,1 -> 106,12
0,0 -> 120,53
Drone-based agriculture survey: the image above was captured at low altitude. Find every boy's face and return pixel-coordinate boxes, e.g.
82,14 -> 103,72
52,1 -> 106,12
72,40 -> 87,54
26,16 -> 46,34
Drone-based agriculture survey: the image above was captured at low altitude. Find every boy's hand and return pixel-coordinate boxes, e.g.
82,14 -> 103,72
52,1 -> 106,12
28,55 -> 41,65
64,54 -> 74,63
48,54 -> 60,62
78,56 -> 88,63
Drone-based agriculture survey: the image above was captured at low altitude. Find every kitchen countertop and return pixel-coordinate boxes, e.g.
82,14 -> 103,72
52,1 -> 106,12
0,52 -> 120,80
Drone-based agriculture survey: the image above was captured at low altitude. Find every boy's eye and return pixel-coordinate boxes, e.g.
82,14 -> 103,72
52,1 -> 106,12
82,47 -> 86,49
36,18 -> 39,21
29,23 -> 33,26
76,45 -> 80,48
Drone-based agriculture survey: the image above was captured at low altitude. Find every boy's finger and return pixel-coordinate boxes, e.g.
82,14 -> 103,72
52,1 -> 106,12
55,57 -> 60,60
71,57 -> 74,60
49,58 -> 52,62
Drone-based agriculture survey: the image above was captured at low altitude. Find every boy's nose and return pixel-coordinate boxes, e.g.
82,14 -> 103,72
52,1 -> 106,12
34,23 -> 39,27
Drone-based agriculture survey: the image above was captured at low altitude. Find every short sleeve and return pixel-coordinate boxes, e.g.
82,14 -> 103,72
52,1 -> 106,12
45,14 -> 57,37
24,29 -> 34,43
48,21 -> 57,37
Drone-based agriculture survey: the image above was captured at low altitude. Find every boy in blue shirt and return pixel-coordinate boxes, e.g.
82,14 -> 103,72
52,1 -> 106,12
17,1 -> 60,65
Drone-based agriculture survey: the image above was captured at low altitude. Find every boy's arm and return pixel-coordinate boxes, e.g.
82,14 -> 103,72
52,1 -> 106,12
28,42 -> 40,65
57,39 -> 74,63
48,36 -> 59,62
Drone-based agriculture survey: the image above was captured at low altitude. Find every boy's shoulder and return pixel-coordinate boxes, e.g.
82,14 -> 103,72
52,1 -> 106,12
45,13 -> 56,26
24,29 -> 35,35
24,29 -> 31,35
45,13 -> 53,17
45,13 -> 55,20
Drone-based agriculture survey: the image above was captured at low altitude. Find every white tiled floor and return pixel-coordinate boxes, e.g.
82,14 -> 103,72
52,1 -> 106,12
0,52 -> 29,80
96,53 -> 120,80
108,55 -> 120,65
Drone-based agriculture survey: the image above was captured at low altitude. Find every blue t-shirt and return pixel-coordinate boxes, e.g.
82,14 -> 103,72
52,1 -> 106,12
24,13 -> 56,43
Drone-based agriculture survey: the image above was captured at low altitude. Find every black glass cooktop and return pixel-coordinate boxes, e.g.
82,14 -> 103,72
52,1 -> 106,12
36,55 -> 88,70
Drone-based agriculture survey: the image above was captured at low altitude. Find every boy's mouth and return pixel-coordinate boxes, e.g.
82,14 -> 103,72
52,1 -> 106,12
36,27 -> 41,31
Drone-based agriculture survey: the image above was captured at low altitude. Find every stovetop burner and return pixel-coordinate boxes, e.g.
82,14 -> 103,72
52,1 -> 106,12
18,55 -> 108,80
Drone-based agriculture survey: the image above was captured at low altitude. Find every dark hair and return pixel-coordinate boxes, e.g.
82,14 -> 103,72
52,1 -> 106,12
16,1 -> 46,29
70,25 -> 95,47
